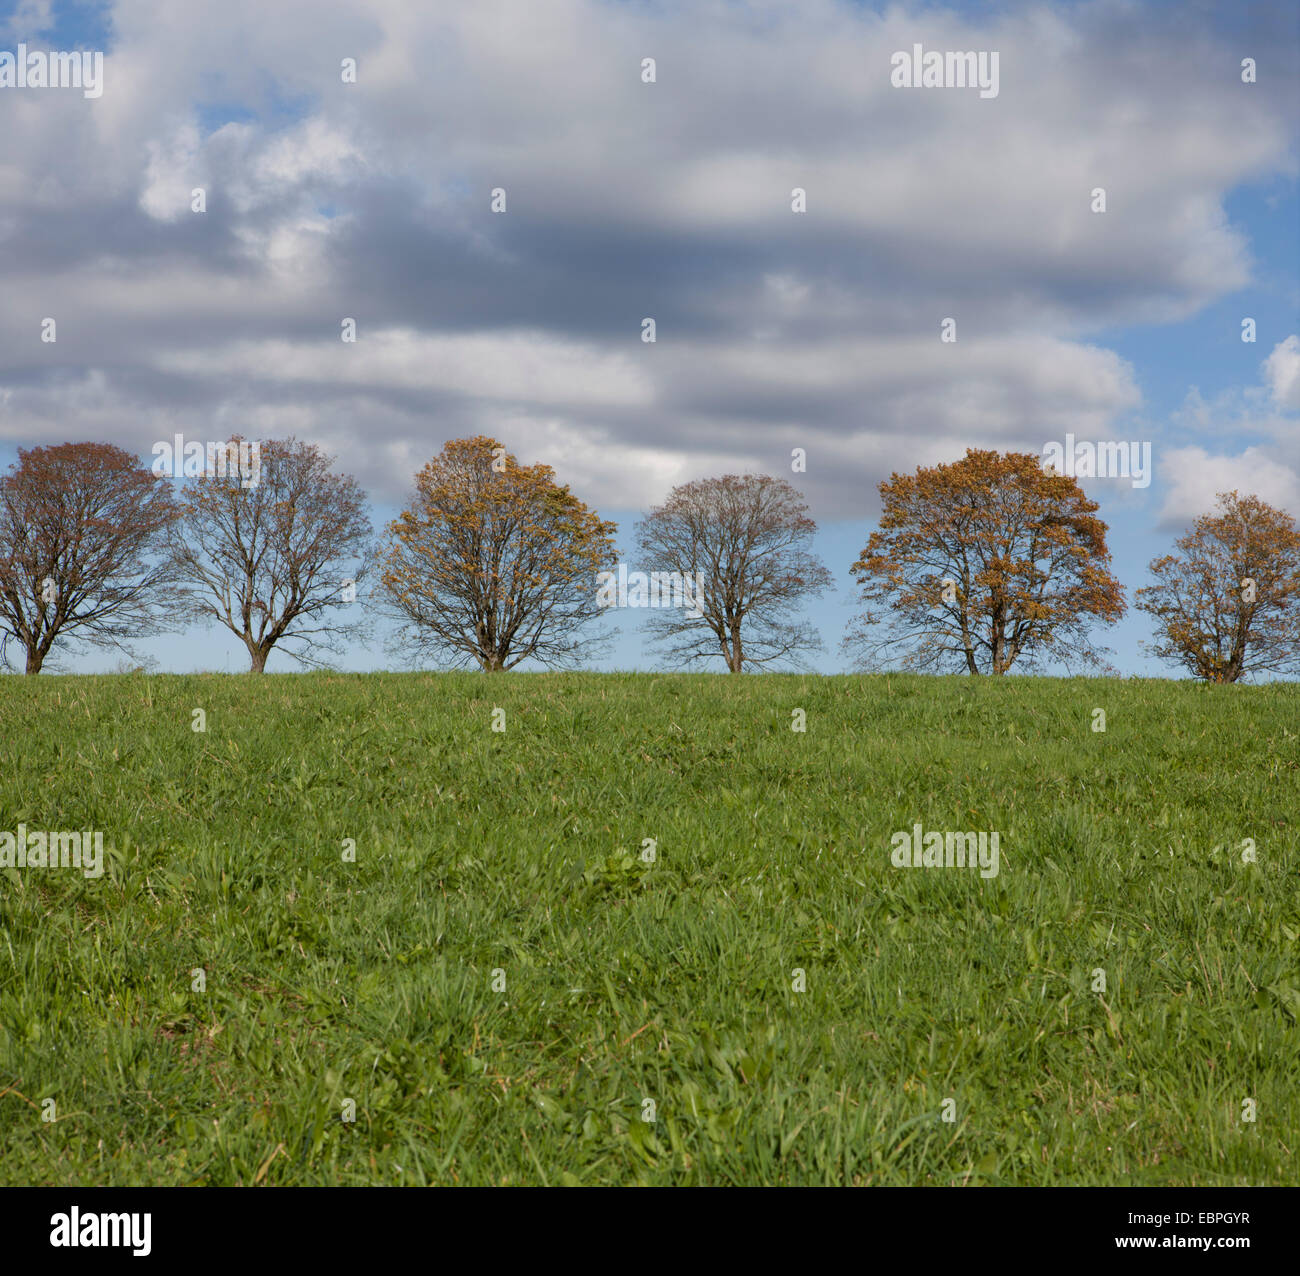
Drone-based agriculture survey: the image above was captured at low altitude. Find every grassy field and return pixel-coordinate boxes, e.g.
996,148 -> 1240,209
0,671 -> 1296,1186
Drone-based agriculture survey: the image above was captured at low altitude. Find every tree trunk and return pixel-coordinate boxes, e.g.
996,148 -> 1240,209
729,621 -> 743,672
25,646 -> 44,675
249,644 -> 269,673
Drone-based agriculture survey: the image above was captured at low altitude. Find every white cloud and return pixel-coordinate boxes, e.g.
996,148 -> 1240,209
1264,335 -> 1300,411
152,329 -> 657,408
139,123 -> 205,221
1158,446 -> 1300,527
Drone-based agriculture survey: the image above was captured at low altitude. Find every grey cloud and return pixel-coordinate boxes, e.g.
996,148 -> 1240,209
0,0 -> 1296,519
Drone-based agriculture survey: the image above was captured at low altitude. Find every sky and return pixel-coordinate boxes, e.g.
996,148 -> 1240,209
0,0 -> 1297,675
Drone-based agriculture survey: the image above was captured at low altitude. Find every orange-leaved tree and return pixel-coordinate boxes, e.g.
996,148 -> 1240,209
1135,491 -> 1300,682
845,448 -> 1125,674
382,436 -> 617,670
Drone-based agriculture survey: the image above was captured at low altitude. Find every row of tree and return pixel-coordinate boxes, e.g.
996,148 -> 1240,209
1,436 -> 1297,680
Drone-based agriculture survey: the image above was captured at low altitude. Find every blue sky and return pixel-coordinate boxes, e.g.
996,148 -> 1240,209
1,0 -> 1297,675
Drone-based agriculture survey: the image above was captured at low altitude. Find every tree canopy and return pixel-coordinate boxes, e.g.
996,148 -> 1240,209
845,448 -> 1125,675
383,436 -> 617,671
170,437 -> 373,672
634,473 -> 830,672
0,442 -> 179,674
1136,491 -> 1300,682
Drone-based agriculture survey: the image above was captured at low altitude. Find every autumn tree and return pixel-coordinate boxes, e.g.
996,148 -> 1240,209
382,436 -> 617,671
634,473 -> 830,672
0,443 -> 180,674
170,437 -> 374,672
1135,491 -> 1300,682
845,448 -> 1125,675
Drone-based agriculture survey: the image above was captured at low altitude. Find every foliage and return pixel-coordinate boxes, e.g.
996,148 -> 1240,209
382,436 -> 617,671
846,449 -> 1125,675
1136,491 -> 1300,682
0,443 -> 179,674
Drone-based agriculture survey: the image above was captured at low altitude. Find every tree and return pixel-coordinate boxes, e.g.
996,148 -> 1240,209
1135,491 -> 1300,682
382,436 -> 617,671
634,473 -> 830,672
170,437 -> 373,672
846,448 -> 1125,675
0,443 -> 179,674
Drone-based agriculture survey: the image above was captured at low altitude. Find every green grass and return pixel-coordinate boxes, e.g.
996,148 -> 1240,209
0,671 -> 1296,1185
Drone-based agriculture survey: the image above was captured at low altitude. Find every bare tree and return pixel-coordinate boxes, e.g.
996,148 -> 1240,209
382,436 -> 617,670
0,443 -> 179,674
634,473 -> 830,672
1136,491 -> 1300,682
170,437 -> 374,672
